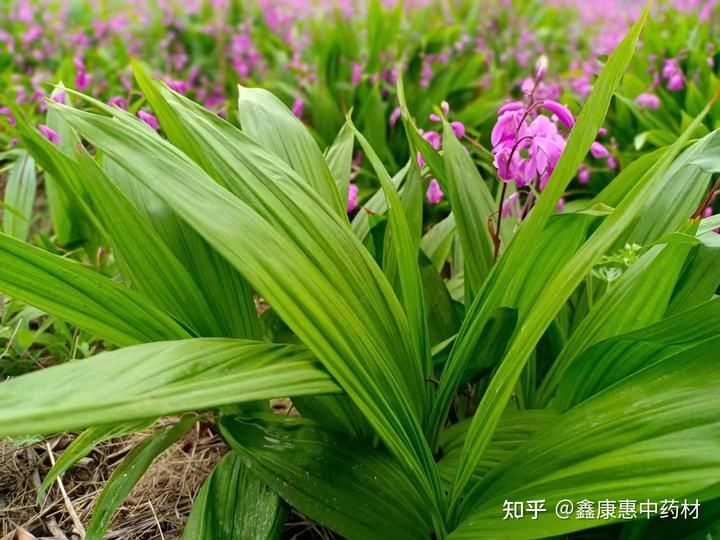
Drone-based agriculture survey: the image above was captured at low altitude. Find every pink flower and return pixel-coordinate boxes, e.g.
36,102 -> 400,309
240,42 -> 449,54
137,110 -> 160,130
501,191 -> 520,218
662,59 -> 685,91
635,92 -> 660,109
0,107 -> 16,127
556,198 -> 565,213
541,100 -> 575,129
108,96 -> 128,110
450,121 -> 465,139
578,164 -> 590,184
667,74 -> 684,91
291,98 -> 304,118
38,124 -> 61,144
535,55 -> 548,80
351,63 -> 363,85
590,141 -> 610,159
166,79 -> 189,93
51,91 -> 66,105
498,101 -> 526,114
347,183 -> 359,212
389,107 -> 402,127
491,109 -> 528,147
426,179 -> 444,204
423,130 -> 441,149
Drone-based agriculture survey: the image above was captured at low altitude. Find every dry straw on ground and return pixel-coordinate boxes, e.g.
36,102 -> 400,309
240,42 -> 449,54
0,420 -> 224,540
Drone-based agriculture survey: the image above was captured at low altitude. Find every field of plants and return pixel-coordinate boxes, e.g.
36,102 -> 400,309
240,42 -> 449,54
0,0 -> 719,538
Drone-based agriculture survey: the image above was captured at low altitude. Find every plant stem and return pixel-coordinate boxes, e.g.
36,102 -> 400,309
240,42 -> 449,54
493,181 -> 508,260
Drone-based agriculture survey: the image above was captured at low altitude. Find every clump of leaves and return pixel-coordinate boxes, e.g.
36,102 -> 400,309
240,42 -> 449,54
1,6 -> 720,539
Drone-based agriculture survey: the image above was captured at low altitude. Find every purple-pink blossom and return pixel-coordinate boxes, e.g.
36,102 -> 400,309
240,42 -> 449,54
108,96 -> 128,110
490,98 -> 568,189
347,183 -> 359,212
541,100 -> 575,129
38,124 -> 61,144
137,110 -> 160,130
662,58 -> 685,91
578,164 -> 590,184
635,92 -> 660,109
0,107 -> 16,127
426,179 -> 444,204
590,141 -> 610,159
291,98 -> 304,118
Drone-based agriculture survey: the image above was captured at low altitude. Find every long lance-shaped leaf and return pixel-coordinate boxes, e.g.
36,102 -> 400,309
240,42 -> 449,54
0,338 -> 339,437
0,232 -> 188,345
74,150 -> 227,337
184,451 -> 287,540
324,119 -> 355,202
351,161 -> 409,241
19,107 -> 227,338
422,213 -> 456,272
555,297 -> 720,408
437,409 -> 560,492
86,415 -> 198,539
220,414 -> 435,540
452,337 -> 720,538
348,118 -> 433,402
45,85 -> 85,245
131,64 -> 261,340
147,84 -> 427,412
237,85 -> 347,218
38,419 -> 155,503
441,120 -> 496,298
447,83 -> 714,520
2,151 -> 36,241
428,5 -> 649,451
54,98 -> 445,527
536,241 -> 691,406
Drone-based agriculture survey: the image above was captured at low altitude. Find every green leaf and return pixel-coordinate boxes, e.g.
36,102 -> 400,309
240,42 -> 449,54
667,242 -> 720,314
453,337 -> 720,538
0,232 -> 188,346
421,213 -> 456,272
55,95 -> 444,522
537,241 -> 691,405
220,414 -> 435,540
0,338 -> 339,437
130,66 -> 261,340
184,452 -> 287,540
554,298 -> 720,409
38,419 -> 155,503
437,409 -> 560,492
349,118 -> 432,389
237,85 -> 347,217
2,151 -> 36,241
324,119 -> 355,203
74,151 -> 226,338
351,161 -> 409,241
626,130 -> 719,244
45,85 -> 84,245
443,7 -> 665,515
441,120 -> 496,298
86,415 -> 197,539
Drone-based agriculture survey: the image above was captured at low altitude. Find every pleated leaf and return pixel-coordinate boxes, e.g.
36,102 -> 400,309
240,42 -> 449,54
453,337 -> 720,538
0,232 -> 188,346
0,338 -> 339,436
184,452 -> 287,540
220,414 -> 435,540
237,85 -> 346,217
